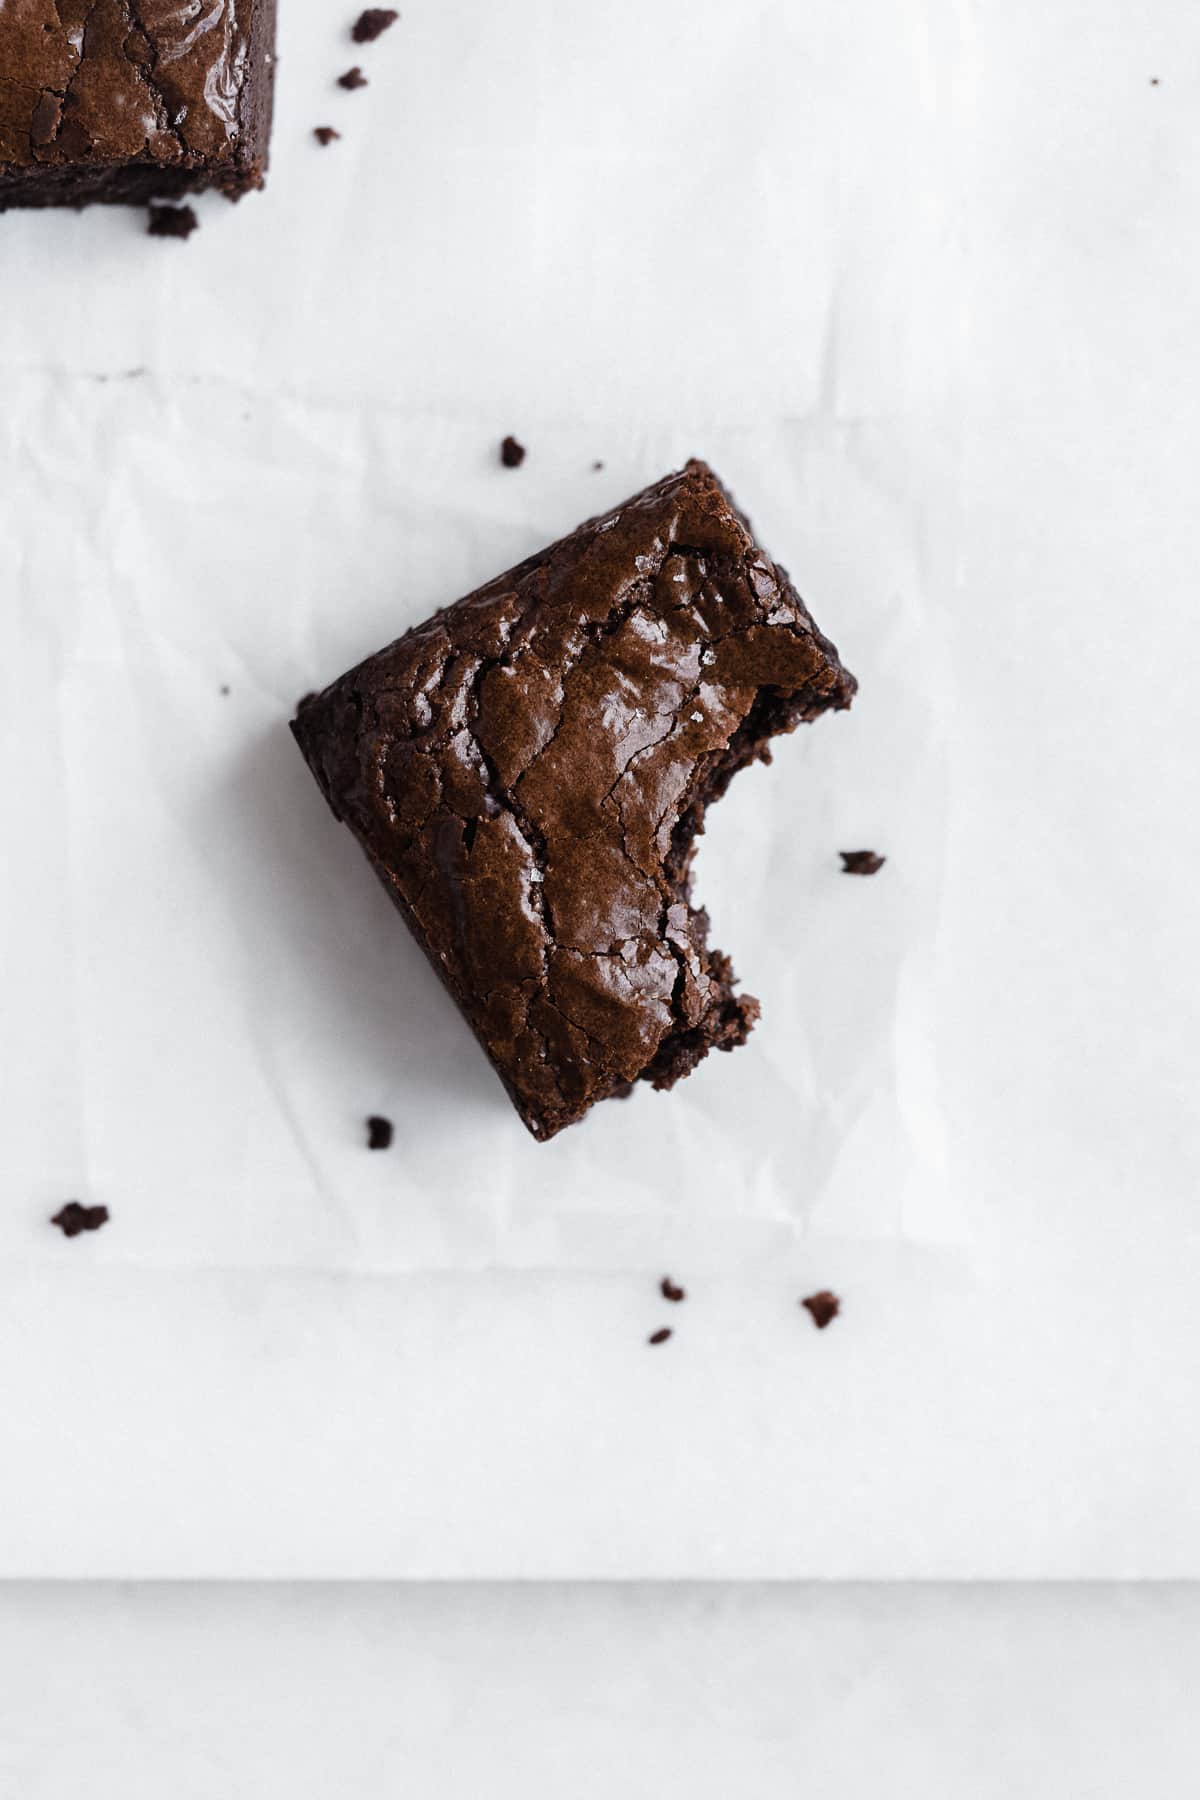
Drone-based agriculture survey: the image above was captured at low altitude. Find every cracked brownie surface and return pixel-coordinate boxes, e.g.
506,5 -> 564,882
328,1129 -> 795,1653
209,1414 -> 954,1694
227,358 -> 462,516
292,461 -> 857,1141
0,0 -> 275,209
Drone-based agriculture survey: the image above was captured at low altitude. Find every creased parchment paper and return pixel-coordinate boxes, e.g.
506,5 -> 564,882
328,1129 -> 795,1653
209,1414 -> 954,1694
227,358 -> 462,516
0,0 -> 965,1278
2,380 -> 951,1272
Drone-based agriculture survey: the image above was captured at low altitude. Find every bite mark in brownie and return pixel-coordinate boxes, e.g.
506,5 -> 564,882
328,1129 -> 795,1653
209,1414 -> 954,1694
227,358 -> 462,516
351,8 -> 398,42
51,1201 -> 109,1238
292,461 -> 856,1141
0,0 -> 276,212
147,203 -> 198,238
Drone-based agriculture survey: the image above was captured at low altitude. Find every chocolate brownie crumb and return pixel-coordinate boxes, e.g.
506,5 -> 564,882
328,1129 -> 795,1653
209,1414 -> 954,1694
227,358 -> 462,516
840,849 -> 885,876
366,1114 -> 394,1150
352,8 -> 398,42
51,1202 -> 110,1239
648,1327 -> 673,1346
660,1276 -> 686,1303
801,1291 -> 840,1329
147,205 -> 199,239
500,435 -> 526,468
314,127 -> 341,146
592,460 -> 605,471
219,684 -> 231,696
339,65 -> 369,88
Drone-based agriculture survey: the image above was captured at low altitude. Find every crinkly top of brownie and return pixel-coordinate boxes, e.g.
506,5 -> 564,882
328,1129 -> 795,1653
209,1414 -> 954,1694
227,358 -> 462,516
294,461 -> 855,1138
0,0 -> 261,170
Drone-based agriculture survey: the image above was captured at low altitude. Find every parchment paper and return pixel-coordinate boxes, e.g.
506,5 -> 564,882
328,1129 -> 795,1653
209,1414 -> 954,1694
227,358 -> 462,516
9,0 -> 1196,1581
0,0 -> 959,1279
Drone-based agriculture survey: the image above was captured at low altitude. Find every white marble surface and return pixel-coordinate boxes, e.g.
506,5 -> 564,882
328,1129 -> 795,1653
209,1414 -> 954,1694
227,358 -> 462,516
1,1584 -> 1199,1796
2,0 -> 1199,1579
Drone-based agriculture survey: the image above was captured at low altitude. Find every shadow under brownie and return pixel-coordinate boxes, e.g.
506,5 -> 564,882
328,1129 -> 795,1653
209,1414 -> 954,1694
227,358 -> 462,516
292,460 -> 856,1141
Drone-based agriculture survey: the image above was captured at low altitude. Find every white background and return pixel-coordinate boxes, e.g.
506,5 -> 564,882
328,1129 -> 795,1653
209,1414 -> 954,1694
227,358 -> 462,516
2,0 -> 1199,1581
2,1584 -> 1200,1796
1,0 -> 1199,1743
2,0 -> 1199,1782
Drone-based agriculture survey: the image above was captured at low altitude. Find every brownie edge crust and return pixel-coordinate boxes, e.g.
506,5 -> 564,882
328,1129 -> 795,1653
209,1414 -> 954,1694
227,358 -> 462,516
291,461 -> 857,1141
0,0 -> 276,211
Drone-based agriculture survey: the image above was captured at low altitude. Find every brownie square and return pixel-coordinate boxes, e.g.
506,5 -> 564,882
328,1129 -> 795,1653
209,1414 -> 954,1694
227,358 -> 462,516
0,0 -> 276,212
292,461 -> 857,1142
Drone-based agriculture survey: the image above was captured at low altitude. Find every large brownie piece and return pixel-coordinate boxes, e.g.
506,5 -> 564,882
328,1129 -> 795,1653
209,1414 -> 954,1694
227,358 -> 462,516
0,0 -> 275,211
292,461 -> 857,1141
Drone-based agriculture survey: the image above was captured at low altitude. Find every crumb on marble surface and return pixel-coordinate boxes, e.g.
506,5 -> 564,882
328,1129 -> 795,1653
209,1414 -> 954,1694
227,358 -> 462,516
352,8 -> 398,42
366,1115 -> 394,1150
147,205 -> 198,239
840,850 -> 885,876
51,1202 -> 109,1238
801,1291 -> 840,1330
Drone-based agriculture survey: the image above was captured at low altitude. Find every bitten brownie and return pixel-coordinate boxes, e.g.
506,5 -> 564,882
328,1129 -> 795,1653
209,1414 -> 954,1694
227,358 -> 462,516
0,0 -> 276,212
292,461 -> 856,1141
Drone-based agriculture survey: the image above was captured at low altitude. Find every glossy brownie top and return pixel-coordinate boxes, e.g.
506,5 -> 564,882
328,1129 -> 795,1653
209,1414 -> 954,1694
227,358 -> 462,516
292,461 -> 856,1139
0,0 -> 271,175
